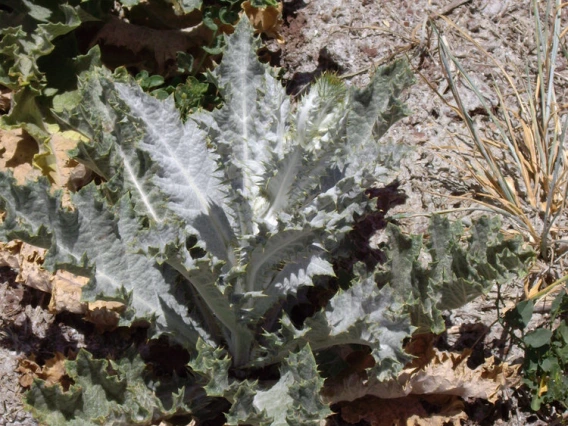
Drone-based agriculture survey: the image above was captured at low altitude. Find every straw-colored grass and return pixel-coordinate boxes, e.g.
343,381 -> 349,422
424,0 -> 568,299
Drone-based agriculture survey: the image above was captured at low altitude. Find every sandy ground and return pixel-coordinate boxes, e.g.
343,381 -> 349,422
1,0 -> 568,424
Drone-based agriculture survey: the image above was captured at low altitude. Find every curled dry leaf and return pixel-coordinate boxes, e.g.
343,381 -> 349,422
92,15 -> 213,76
85,300 -> 126,332
17,355 -> 41,388
400,348 -> 521,403
405,395 -> 468,426
242,1 -> 284,42
0,240 -> 125,329
0,128 -> 41,185
18,352 -> 66,388
339,394 -> 467,426
40,352 -> 67,386
324,345 -> 521,404
0,240 -> 21,270
48,270 -> 90,314
17,242 -> 51,293
404,333 -> 437,370
0,124 -> 89,207
49,272 -> 126,332
0,241 -> 52,293
38,124 -> 90,207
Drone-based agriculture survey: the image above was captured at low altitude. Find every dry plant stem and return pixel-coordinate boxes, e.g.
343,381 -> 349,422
388,206 -> 505,220
338,1 -> 472,80
428,0 -> 568,268
432,0 -> 473,18
534,0 -> 568,257
436,32 -> 517,205
411,44 -> 539,239
339,43 -> 418,80
529,273 -> 568,300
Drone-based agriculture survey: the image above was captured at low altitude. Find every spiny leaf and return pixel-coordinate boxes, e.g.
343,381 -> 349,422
378,215 -> 534,333
226,345 -> 331,426
25,349 -> 201,426
0,173 -> 213,347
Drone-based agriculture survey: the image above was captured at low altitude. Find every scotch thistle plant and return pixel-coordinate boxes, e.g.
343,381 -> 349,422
0,14 -> 533,426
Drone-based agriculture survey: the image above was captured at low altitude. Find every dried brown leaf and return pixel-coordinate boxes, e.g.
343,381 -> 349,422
479,355 -> 522,402
0,128 -> 41,185
1,241 -> 126,328
36,125 -> 91,206
242,1 -> 284,42
339,394 -> 466,426
85,300 -> 126,332
399,348 -> 521,403
48,270 -> 90,314
38,352 -> 66,386
406,395 -> 467,426
404,333 -> 438,370
39,125 -> 81,184
340,395 -> 427,426
324,347 -> 521,404
0,240 -> 22,269
16,242 -> 51,293
47,271 -> 127,331
18,353 -> 67,388
0,125 -> 90,211
17,355 -> 40,388
92,16 -> 213,76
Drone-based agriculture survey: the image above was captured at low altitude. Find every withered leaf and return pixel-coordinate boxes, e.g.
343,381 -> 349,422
48,270 -> 90,314
92,16 -> 213,76
18,352 -> 67,388
0,128 -> 41,185
241,1 -> 284,42
17,242 -> 51,293
324,346 -> 521,404
85,300 -> 126,332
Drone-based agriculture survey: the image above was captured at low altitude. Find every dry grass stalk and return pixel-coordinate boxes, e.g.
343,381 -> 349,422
426,0 -> 568,297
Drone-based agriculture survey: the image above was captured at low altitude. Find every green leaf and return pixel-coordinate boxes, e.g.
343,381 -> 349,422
505,299 -> 534,330
119,0 -> 202,13
174,76 -> 209,116
0,4 -> 81,91
256,265 -> 412,380
555,321 -> 568,345
524,328 -> 553,348
177,51 -> 194,74
145,74 -> 165,89
550,289 -> 568,319
249,0 -> 279,6
25,349 -> 199,425
170,0 -> 202,14
378,215 -> 533,334
189,339 -> 232,397
226,345 -> 331,426
0,174 -> 213,347
0,87 -> 49,141
250,0 -> 278,7
530,395 -> 543,411
540,356 -> 559,373
345,59 -> 414,177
